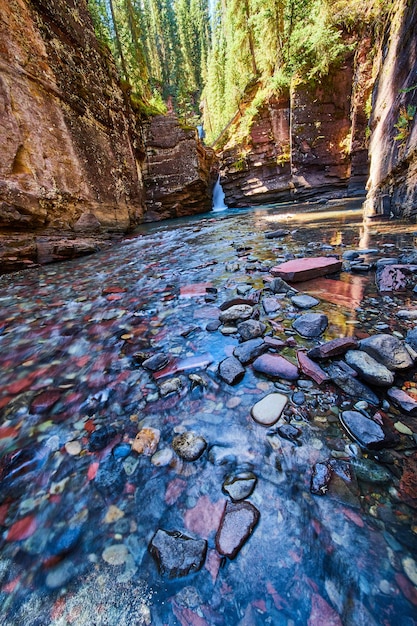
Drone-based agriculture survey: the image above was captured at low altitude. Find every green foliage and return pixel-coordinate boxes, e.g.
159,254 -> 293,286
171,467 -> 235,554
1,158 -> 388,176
394,105 -> 416,145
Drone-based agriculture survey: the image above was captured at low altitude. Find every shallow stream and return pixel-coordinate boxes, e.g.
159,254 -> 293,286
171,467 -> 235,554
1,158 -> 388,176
0,199 -> 417,625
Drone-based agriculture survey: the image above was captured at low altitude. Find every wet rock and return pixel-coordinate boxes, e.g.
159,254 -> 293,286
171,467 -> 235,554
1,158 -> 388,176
102,543 -> 129,565
267,277 -> 297,294
219,304 -> 253,323
47,525 -> 83,557
291,294 -> 320,309
264,336 -> 286,350
292,390 -> 306,405
262,297 -> 282,314
297,351 -> 330,385
132,427 -> 160,456
222,471 -> 257,501
406,328 -> 417,352
265,229 -> 290,239
218,356 -> 245,385
271,257 -> 342,282
292,313 -> 328,338
215,501 -> 260,559
233,338 -> 267,364
237,319 -> 266,341
308,337 -> 359,360
73,212 -> 102,234
251,393 -> 288,426
387,387 -> 417,414
344,350 -> 395,386
225,261 -> 240,272
343,250 -> 361,260
206,320 -> 221,332
376,265 -> 408,292
94,456 -> 126,498
172,432 -> 207,461
220,325 -> 238,335
142,353 -> 169,372
310,462 -> 332,495
149,529 -> 207,578
45,560 -> 77,589
276,423 -> 302,444
349,457 -> 393,484
112,443 -> 132,459
340,411 -> 390,450
253,354 -> 299,381
327,364 -> 380,406
89,426 -> 117,452
159,377 -> 183,396
359,334 -> 414,371
397,310 -> 417,320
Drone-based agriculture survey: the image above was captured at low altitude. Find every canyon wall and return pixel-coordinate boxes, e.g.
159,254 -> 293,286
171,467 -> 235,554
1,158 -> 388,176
364,0 -> 417,218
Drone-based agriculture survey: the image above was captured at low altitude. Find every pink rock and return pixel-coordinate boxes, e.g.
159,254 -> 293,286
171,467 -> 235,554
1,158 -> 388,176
205,549 -> 223,583
184,496 -> 226,539
271,257 -> 342,282
153,353 -> 214,380
308,593 -> 343,626
215,501 -> 260,559
180,283 -> 213,297
30,389 -> 61,414
376,265 -> 408,292
253,353 -> 299,381
308,337 -> 359,360
6,515 -> 37,541
297,351 -> 330,385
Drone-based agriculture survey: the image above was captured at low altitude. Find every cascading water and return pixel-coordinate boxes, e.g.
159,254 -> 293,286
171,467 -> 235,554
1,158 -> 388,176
212,174 -> 228,211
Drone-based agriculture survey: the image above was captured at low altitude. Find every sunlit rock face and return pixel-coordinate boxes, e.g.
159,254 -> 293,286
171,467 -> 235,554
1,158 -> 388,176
142,115 -> 215,221
365,0 -> 417,219
0,0 -> 145,237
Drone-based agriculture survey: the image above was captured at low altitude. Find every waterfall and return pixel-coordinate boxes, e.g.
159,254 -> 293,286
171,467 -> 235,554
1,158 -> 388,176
212,175 -> 228,211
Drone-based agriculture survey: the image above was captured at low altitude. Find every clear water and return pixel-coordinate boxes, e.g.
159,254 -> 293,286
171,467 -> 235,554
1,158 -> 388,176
0,199 -> 416,625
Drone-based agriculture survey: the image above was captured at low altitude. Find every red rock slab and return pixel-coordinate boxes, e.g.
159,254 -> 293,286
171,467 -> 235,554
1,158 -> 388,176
307,337 -> 359,360
270,257 -> 342,282
297,351 -> 330,385
180,282 -> 213,298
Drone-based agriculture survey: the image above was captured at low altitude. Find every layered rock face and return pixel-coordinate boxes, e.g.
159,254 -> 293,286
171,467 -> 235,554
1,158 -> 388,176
142,115 -> 215,222
364,0 -> 417,218
0,0 -> 145,236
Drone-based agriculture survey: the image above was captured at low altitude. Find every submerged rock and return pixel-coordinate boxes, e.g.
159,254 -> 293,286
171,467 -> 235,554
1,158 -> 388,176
142,353 -> 169,372
359,334 -> 414,371
349,457 -> 393,484
310,462 -> 333,495
292,313 -> 328,338
344,350 -> 395,386
267,277 -> 297,294
149,529 -> 207,578
237,319 -> 267,340
215,501 -> 260,559
222,471 -> 257,501
340,410 -> 390,450
172,432 -> 207,461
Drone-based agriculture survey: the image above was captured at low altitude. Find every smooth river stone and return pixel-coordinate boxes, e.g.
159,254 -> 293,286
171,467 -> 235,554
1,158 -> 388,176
215,501 -> 260,559
271,257 -> 342,282
219,304 -> 253,323
340,410 -> 389,449
222,471 -> 257,501
251,393 -> 288,426
253,354 -> 299,381
233,338 -> 267,364
344,350 -> 394,386
218,355 -> 245,385
291,294 -> 320,309
359,333 -> 414,371
172,431 -> 207,461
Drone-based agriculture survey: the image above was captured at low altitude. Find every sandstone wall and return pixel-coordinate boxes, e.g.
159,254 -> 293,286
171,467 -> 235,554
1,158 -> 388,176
0,0 -> 145,236
364,0 -> 417,218
142,115 -> 215,221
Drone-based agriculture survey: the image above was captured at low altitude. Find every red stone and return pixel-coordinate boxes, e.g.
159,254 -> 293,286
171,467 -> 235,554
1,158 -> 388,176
271,257 -> 342,282
30,389 -> 61,414
6,514 -> 37,541
184,496 -> 226,539
153,353 -> 214,380
297,351 -> 330,385
293,276 -> 366,310
308,337 -> 359,360
180,282 -> 213,297
308,593 -> 343,626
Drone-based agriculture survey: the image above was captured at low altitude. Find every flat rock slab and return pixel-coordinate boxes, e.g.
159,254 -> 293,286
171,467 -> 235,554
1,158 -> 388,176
387,387 -> 417,414
253,354 -> 299,381
292,313 -> 328,338
251,392 -> 288,426
340,410 -> 389,450
359,334 -> 414,371
308,337 -> 359,360
271,257 -> 342,282
345,350 -> 395,387
215,501 -> 260,559
149,529 -> 207,578
265,229 -> 290,239
291,294 -> 320,309
297,351 -> 330,385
